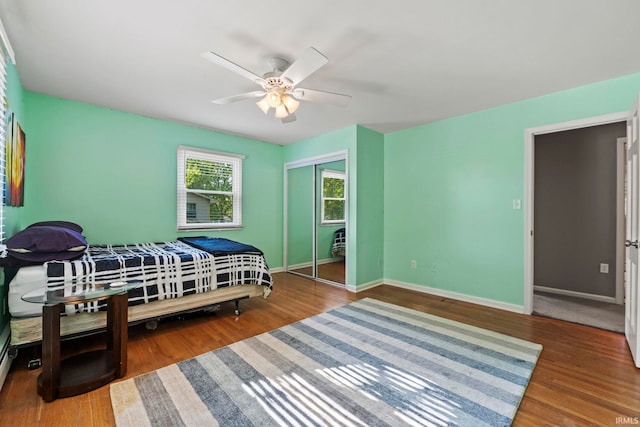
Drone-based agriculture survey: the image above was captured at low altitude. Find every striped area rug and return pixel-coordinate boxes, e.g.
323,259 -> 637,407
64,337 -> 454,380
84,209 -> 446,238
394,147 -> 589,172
110,298 -> 542,426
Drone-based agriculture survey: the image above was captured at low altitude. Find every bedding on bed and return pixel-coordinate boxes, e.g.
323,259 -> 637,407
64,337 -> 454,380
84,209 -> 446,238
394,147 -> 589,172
177,236 -> 263,255
45,240 -> 272,315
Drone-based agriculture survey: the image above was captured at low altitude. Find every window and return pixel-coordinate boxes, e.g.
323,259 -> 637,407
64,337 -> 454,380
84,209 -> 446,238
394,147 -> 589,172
177,146 -> 244,230
186,203 -> 196,220
321,169 -> 346,225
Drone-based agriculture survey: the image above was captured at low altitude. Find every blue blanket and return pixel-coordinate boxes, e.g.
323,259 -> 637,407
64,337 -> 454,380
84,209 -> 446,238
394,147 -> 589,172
178,237 -> 263,256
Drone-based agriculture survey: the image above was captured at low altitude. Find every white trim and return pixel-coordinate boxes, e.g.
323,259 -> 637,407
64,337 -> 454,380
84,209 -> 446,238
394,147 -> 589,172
287,261 -> 313,270
534,285 -> 617,304
283,161 -> 289,272
524,111 -> 628,314
284,150 -> 348,170
317,257 -> 343,265
0,323 -> 12,392
348,279 -> 384,293
525,112 -> 628,136
177,145 -> 245,160
268,266 -> 285,274
616,137 -> 626,305
385,279 -> 524,314
0,17 -> 15,64
283,150 -> 350,288
176,146 -> 243,230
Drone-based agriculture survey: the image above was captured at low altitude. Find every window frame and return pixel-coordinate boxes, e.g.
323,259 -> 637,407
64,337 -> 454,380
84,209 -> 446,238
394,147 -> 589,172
320,169 -> 346,225
176,145 -> 244,230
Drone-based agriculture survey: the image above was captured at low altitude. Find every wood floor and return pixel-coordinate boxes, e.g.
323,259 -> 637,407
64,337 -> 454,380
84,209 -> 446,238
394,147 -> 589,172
289,259 -> 346,284
1,272 -> 638,426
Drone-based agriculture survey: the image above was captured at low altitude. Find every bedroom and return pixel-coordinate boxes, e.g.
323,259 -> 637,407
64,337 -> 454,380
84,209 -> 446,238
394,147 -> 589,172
0,1 -> 639,425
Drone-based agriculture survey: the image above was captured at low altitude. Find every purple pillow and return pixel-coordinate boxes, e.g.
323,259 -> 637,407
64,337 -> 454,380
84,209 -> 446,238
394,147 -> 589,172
6,225 -> 87,262
27,220 -> 83,233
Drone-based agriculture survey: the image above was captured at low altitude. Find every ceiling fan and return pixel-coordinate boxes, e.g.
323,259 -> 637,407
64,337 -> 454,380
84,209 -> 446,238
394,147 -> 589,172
201,47 -> 351,123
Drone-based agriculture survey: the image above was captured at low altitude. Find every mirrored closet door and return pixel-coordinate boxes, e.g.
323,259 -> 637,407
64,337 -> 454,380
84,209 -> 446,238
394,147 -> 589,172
285,153 -> 347,287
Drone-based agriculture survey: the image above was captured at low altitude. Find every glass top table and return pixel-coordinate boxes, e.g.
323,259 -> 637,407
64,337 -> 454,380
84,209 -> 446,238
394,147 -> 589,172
22,279 -> 141,401
22,280 -> 142,305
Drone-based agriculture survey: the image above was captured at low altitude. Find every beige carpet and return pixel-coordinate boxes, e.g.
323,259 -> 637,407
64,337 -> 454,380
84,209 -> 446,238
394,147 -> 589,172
533,292 -> 624,333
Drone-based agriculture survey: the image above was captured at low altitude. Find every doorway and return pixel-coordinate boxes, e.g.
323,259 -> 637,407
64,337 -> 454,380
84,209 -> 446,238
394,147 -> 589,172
524,113 -> 627,332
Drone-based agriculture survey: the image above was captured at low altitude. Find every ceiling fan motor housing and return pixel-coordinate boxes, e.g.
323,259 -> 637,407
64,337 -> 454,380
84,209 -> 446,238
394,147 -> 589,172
263,58 -> 293,92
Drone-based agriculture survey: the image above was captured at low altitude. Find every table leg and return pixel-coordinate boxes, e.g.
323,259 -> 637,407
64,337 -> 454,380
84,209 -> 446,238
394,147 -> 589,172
41,303 -> 62,402
107,292 -> 128,377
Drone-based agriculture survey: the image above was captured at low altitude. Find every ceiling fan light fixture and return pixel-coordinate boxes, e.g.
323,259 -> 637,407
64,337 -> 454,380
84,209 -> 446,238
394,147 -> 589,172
274,104 -> 289,119
265,91 -> 281,108
256,96 -> 270,114
282,95 -> 300,114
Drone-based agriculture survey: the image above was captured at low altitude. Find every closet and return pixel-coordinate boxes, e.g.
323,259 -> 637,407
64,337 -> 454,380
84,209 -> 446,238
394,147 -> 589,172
285,153 -> 347,286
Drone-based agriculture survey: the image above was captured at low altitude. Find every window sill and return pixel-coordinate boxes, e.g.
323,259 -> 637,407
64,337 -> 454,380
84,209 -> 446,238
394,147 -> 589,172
177,225 -> 243,232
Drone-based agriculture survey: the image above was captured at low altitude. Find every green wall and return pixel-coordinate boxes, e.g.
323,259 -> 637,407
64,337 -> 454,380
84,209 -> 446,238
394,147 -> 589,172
355,126 -> 384,286
10,64 -> 640,314
283,126 -> 358,285
286,165 -> 313,266
384,72 -> 640,306
4,61 -> 25,238
283,125 -> 385,288
1,60 -> 26,332
22,92 -> 284,268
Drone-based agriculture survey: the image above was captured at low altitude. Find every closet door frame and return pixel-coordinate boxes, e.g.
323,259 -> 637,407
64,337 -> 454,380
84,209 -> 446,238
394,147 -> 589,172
284,150 -> 348,287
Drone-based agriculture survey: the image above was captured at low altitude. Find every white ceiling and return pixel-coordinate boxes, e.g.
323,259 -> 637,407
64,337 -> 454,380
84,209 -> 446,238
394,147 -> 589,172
0,0 -> 639,145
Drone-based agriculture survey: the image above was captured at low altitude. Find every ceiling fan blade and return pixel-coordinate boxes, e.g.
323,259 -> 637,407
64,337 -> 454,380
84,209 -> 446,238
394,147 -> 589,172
292,88 -> 351,106
201,51 -> 266,86
281,113 -> 296,124
280,47 -> 328,86
212,91 -> 265,105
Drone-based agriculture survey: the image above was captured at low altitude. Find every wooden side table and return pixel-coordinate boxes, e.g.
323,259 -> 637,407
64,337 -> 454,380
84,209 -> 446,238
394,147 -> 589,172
22,281 -> 139,401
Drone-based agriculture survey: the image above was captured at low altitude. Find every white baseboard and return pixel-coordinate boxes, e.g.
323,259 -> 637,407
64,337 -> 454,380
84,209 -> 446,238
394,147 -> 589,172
317,257 -> 343,265
0,323 -> 12,392
385,279 -> 525,314
285,261 -> 313,270
534,285 -> 617,304
347,279 -> 384,293
269,266 -> 285,274
285,258 -> 342,271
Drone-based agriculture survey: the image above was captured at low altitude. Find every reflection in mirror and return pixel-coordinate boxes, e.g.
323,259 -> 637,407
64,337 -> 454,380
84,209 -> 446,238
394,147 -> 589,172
287,165 -> 314,278
316,160 -> 346,284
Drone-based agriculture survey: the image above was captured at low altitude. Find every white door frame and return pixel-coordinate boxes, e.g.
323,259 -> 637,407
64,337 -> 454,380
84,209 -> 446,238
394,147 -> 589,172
523,112 -> 628,314
616,137 -> 626,305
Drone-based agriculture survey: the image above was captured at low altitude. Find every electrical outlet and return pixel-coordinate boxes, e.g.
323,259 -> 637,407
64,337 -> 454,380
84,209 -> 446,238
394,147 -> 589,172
411,260 -> 417,269
600,263 -> 609,274
512,199 -> 522,210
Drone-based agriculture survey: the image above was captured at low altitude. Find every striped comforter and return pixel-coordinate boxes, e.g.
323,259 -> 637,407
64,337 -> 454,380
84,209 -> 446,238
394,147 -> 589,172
45,241 -> 272,314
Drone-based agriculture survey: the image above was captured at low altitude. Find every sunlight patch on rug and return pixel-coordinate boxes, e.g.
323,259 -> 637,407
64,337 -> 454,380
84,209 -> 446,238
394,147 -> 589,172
111,298 -> 542,426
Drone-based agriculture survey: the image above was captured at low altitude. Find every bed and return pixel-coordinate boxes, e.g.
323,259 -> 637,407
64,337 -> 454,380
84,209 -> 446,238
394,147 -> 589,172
5,233 -> 272,352
331,227 -> 346,257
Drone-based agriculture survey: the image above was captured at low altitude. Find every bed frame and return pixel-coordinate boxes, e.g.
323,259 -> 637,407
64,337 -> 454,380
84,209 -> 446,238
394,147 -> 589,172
8,283 -> 266,359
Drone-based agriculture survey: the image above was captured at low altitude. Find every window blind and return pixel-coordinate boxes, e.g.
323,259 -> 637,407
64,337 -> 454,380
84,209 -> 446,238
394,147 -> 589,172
177,146 -> 244,230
